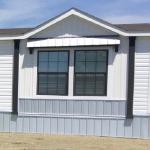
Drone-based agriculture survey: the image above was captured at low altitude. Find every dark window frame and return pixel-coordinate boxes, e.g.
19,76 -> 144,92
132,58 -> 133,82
37,50 -> 69,96
73,50 -> 108,96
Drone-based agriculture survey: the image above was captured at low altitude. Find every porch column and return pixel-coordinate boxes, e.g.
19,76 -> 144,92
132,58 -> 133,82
126,37 -> 136,119
12,40 -> 20,114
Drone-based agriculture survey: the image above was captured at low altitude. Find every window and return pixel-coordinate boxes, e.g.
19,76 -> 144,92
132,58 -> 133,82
37,51 -> 69,95
74,50 -> 108,96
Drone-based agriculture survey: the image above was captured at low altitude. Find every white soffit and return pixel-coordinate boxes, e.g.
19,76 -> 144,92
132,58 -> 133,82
27,38 -> 120,48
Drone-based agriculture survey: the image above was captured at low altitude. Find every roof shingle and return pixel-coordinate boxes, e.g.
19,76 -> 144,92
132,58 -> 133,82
0,28 -> 33,36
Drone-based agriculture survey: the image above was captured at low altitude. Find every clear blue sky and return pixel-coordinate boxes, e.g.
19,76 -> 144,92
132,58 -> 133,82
0,0 -> 150,28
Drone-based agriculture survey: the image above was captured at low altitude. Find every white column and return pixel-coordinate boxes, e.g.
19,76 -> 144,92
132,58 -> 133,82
68,49 -> 74,96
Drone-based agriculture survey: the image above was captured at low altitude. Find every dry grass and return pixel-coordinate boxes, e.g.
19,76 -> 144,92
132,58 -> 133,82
0,133 -> 149,150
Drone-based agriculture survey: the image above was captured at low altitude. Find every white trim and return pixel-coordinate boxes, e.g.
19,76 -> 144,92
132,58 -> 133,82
18,113 -> 125,119
28,46 -> 127,101
0,110 -> 12,113
24,9 -> 128,38
68,49 -> 74,96
1,9 -> 150,40
30,95 -> 126,101
27,37 -> 120,48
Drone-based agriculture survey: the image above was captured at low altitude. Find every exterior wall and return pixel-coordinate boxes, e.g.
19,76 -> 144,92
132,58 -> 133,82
134,37 -> 150,115
1,12 -> 150,139
31,15 -> 117,38
0,40 -> 13,112
19,36 -> 128,101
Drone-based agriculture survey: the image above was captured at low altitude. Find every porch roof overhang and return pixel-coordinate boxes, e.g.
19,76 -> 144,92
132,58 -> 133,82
27,37 -> 120,48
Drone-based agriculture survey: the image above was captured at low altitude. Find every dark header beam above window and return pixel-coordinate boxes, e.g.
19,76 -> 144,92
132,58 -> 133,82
29,48 -> 34,54
12,40 -> 20,114
115,45 -> 119,52
126,37 -> 136,119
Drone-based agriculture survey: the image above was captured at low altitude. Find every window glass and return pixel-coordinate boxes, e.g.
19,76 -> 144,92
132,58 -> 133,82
38,51 -> 69,95
74,50 -> 107,96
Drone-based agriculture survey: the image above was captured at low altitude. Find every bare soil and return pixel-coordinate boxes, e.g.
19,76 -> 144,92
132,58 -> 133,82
0,133 -> 149,150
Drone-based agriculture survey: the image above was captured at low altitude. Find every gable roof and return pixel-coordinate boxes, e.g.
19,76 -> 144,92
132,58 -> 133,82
0,8 -> 150,40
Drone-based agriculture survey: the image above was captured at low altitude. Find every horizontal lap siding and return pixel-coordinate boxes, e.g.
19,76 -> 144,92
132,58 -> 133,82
0,41 -> 13,112
134,54 -> 149,113
134,37 -> 150,114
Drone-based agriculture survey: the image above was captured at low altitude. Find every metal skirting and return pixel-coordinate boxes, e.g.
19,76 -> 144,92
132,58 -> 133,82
0,112 -> 150,139
0,99 -> 149,139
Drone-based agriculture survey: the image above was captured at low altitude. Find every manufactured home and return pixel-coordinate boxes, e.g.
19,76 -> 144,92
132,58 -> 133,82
0,8 -> 150,138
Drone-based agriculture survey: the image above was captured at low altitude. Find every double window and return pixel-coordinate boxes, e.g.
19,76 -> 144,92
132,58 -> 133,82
37,50 -> 108,96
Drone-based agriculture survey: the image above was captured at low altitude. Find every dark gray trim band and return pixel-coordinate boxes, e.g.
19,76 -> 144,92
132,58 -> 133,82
126,37 -> 136,119
12,40 -> 20,114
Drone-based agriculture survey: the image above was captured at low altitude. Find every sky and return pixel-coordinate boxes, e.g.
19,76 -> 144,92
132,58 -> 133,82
0,0 -> 150,28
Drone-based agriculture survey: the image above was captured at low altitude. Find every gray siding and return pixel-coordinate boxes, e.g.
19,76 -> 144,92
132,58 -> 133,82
0,112 -> 150,139
19,99 -> 126,117
31,15 -> 117,38
0,99 -> 148,138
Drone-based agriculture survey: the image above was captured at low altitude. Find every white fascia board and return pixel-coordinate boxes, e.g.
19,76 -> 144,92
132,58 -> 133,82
23,9 -> 129,38
1,9 -> 150,40
22,10 -> 76,39
72,11 -> 128,36
0,36 -> 23,40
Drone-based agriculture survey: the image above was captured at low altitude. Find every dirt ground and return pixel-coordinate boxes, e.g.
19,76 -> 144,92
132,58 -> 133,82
0,133 -> 149,150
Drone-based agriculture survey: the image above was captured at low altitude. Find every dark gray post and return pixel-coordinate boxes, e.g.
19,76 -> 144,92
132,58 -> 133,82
126,37 -> 136,119
12,40 -> 20,114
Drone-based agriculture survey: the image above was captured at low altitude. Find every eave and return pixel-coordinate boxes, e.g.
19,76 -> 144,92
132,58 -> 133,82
0,8 -> 150,40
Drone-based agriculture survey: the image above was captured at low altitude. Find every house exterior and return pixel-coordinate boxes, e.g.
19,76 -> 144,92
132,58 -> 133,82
0,8 -> 150,138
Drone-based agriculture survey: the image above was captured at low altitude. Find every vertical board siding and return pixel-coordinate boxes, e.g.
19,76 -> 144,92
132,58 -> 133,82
0,112 -> 150,139
19,99 -> 126,117
0,41 -> 13,112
